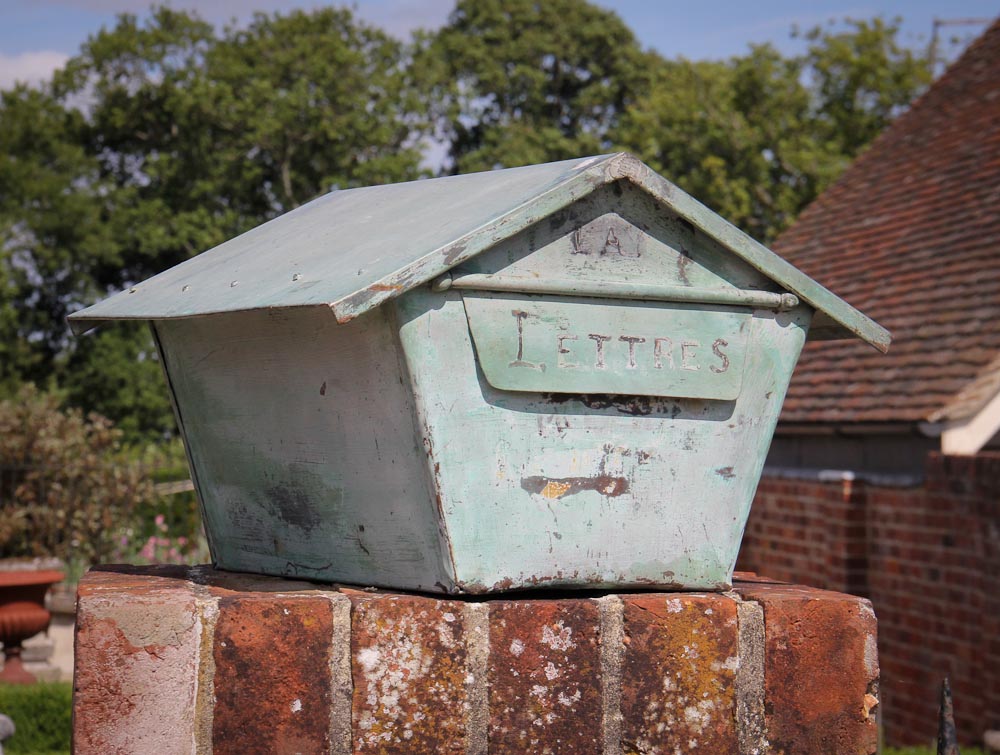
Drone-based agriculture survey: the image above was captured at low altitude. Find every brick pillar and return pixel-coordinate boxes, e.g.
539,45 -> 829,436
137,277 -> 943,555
72,566 -> 879,755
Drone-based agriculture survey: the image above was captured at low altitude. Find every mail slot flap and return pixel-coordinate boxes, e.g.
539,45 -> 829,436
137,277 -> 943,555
462,292 -> 749,399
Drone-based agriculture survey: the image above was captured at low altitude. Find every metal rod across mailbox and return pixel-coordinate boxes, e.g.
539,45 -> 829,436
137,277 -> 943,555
435,272 -> 800,311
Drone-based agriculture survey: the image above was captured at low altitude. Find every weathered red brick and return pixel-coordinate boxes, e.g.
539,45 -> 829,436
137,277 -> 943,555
620,594 -> 740,754
73,568 -> 203,755
78,563 -> 193,593
212,594 -> 334,755
350,594 -> 469,753
489,599 -> 602,755
735,582 -> 879,755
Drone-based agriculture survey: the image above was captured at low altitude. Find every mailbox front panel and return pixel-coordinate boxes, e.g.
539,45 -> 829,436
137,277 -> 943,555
395,286 -> 811,592
393,184 -> 811,591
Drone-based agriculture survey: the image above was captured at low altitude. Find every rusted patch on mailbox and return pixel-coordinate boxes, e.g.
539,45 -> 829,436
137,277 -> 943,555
464,294 -> 748,399
521,474 -> 630,499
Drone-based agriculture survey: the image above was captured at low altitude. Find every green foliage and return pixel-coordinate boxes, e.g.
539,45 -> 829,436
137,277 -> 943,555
112,438 -> 209,566
427,0 -> 654,172
1,5 -> 426,441
884,748 -> 986,755
0,384 -> 152,563
0,86 -> 111,390
54,5 -> 426,283
63,324 -> 175,443
119,501 -> 210,565
0,682 -> 73,755
615,17 -> 930,241
800,18 -> 933,156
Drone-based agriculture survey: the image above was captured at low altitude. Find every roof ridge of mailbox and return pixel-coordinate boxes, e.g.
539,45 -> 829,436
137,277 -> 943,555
68,152 -> 889,352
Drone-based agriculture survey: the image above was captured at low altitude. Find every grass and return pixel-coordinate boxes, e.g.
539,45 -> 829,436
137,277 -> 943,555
0,682 -> 72,755
885,748 -> 987,754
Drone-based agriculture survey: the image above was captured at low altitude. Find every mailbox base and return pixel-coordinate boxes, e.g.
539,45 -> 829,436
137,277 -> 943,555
72,565 -> 879,754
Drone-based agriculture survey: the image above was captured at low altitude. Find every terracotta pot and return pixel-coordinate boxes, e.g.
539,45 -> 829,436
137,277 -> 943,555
0,569 -> 64,684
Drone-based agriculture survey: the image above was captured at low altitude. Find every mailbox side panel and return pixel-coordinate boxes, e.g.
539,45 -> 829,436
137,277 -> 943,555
154,307 -> 452,591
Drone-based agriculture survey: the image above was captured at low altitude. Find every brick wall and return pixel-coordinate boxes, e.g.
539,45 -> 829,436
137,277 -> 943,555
73,566 -> 881,755
737,452 -> 1000,747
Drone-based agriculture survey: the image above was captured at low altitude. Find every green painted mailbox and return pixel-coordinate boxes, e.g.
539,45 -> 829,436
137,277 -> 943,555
70,154 -> 889,593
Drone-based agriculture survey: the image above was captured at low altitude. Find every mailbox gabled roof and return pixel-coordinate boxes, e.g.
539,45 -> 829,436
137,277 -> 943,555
69,153 -> 889,351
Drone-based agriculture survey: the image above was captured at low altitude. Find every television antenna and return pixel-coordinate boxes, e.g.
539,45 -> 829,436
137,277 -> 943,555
929,17 -> 994,73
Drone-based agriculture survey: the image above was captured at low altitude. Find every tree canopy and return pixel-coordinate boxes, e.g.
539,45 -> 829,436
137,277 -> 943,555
426,0 -> 654,172
615,19 -> 930,242
0,2 -> 932,442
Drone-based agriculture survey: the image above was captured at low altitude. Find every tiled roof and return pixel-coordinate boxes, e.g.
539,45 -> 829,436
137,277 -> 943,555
777,18 -> 1000,424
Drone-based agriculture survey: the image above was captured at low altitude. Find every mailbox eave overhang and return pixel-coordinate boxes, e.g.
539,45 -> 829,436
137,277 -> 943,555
67,153 -> 890,352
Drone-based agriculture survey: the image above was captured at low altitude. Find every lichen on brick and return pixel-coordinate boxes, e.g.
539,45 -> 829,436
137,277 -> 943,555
489,601 -> 602,754
621,594 -> 740,754
351,596 -> 468,753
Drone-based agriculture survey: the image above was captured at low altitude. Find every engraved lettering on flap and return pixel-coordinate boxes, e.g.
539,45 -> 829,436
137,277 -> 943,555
654,337 -> 674,369
510,310 -> 541,370
619,335 -> 646,369
711,338 -> 730,374
681,341 -> 700,371
463,294 -> 747,400
557,334 -> 580,368
588,334 -> 612,369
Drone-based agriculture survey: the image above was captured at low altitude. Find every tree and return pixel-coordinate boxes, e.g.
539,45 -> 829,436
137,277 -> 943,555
801,17 -> 933,156
63,324 -> 174,442
0,86 -> 113,391
615,47 -> 844,242
615,18 -> 931,242
427,0 -> 655,172
54,6 -> 427,291
0,6 -> 429,440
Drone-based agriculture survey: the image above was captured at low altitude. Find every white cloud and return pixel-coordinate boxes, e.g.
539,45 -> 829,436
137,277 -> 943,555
0,50 -> 68,90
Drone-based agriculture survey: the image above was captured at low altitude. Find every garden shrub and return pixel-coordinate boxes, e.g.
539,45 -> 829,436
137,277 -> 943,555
0,384 -> 152,564
0,681 -> 72,754
112,439 -> 210,567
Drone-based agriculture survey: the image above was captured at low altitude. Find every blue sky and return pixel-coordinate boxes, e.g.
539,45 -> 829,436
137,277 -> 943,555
0,0 -> 996,88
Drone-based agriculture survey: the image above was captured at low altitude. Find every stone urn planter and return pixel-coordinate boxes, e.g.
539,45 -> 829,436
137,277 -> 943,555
0,564 -> 64,684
